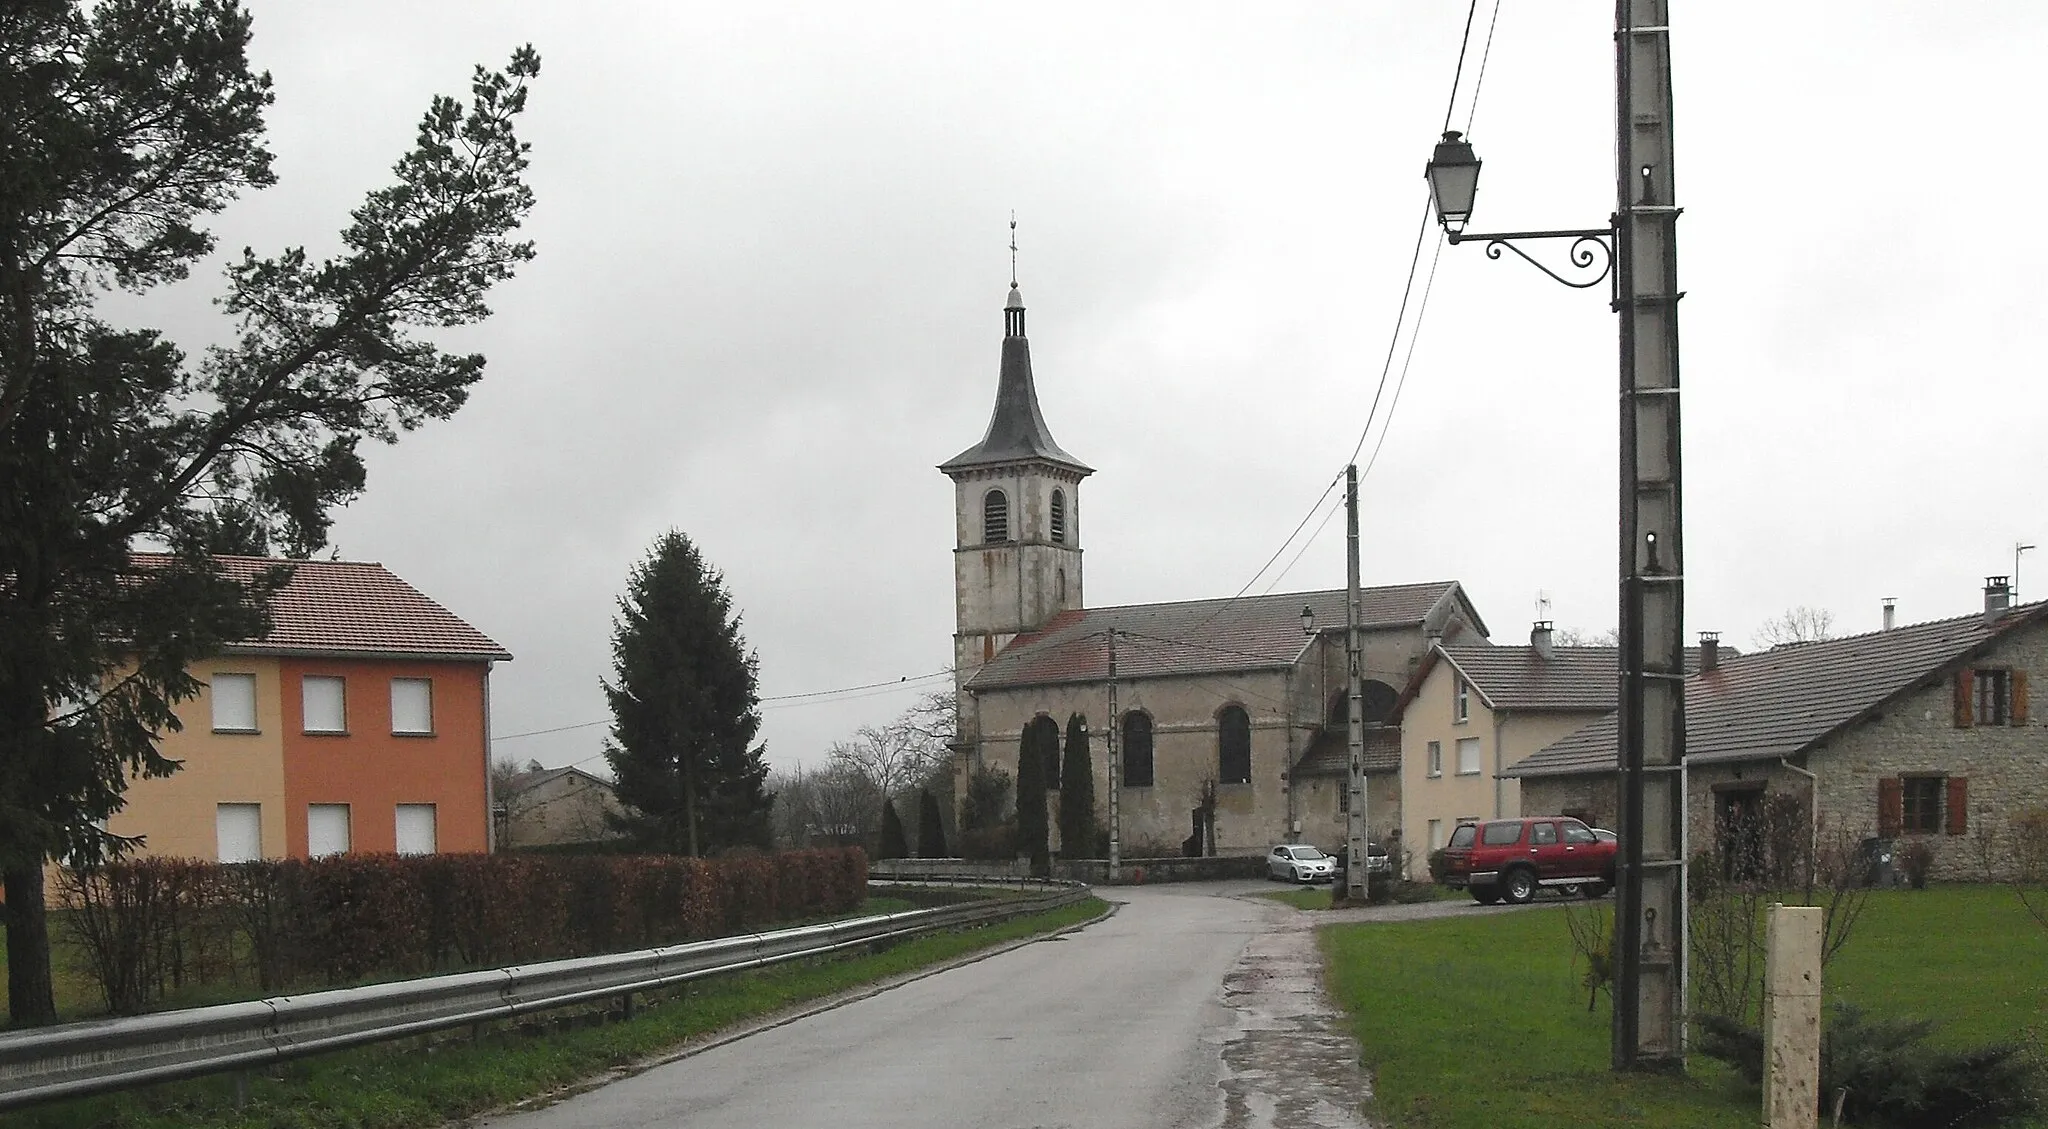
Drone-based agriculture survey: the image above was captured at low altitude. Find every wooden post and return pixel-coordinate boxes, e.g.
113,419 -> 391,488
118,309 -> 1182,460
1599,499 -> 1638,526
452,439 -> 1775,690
1762,903 -> 1823,1129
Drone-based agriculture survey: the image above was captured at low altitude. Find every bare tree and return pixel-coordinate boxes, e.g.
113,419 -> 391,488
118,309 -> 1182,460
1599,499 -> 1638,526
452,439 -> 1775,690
767,762 -> 879,849
1554,626 -> 1620,646
828,718 -> 949,806
1753,606 -> 1837,649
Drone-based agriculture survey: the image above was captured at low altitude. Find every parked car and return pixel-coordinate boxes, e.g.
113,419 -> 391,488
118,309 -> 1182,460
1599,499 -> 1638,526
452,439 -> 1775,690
1438,817 -> 1617,905
1267,844 -> 1338,884
1330,839 -> 1393,878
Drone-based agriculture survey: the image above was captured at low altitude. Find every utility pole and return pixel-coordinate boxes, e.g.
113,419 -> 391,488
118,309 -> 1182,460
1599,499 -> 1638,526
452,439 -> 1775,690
1344,464 -> 1368,902
1106,629 -> 1121,879
1613,0 -> 1688,1071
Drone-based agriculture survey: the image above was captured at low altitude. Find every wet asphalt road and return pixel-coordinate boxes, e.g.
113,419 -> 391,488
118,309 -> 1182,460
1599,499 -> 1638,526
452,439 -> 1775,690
475,881 -> 1391,1129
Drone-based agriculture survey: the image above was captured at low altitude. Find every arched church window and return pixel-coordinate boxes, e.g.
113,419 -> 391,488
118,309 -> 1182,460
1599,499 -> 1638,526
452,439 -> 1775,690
1217,705 -> 1251,784
1122,711 -> 1154,788
982,489 -> 1010,544
1050,488 -> 1067,544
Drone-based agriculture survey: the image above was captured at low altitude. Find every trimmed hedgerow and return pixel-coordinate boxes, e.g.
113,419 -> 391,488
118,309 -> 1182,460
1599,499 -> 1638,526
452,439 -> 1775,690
58,847 -> 867,1012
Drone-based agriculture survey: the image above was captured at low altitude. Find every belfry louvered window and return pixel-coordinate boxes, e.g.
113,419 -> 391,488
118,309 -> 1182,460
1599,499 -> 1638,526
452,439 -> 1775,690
1050,489 -> 1067,544
983,489 -> 1010,544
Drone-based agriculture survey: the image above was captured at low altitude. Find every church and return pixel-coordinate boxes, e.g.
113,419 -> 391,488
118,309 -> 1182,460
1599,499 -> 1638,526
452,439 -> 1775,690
941,279 -> 1493,859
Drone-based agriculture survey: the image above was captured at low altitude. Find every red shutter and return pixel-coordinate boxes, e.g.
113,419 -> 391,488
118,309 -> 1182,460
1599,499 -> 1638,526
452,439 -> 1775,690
1953,670 -> 1974,728
1947,778 -> 1969,836
1877,777 -> 1904,837
2013,671 -> 2030,726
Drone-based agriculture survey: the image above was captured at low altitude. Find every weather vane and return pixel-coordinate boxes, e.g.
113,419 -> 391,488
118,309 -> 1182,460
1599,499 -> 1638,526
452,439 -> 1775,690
1009,212 -> 1018,288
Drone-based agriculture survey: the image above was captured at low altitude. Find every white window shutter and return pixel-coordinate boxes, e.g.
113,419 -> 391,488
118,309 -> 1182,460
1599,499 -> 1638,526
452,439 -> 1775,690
216,804 -> 262,863
302,676 -> 346,733
390,679 -> 433,734
395,804 -> 438,855
211,673 -> 258,732
308,804 -> 351,857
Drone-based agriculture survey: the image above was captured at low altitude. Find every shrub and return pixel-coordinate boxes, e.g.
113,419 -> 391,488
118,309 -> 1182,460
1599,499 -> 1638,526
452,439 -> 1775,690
1426,848 -> 1449,884
878,800 -> 909,860
1698,1004 -> 2041,1128
916,788 -> 948,858
1900,838 -> 1936,889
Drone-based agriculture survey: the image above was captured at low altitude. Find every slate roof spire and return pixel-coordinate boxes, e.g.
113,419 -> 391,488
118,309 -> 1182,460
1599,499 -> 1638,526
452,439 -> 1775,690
940,223 -> 1091,475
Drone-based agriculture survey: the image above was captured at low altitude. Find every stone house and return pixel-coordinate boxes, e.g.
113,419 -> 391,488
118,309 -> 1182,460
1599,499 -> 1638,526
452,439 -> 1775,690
941,279 -> 1488,857
1505,581 -> 2045,882
496,764 -> 628,849
1391,625 -> 1724,875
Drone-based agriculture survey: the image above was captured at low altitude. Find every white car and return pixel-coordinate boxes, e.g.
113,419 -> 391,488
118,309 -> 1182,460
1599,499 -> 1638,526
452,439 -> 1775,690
1267,844 -> 1337,884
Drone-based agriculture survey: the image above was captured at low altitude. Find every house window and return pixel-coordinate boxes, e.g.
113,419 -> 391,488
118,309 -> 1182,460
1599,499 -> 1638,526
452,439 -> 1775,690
396,804 -> 438,855
1901,776 -> 1942,834
216,803 -> 262,863
1426,740 -> 1443,778
1455,736 -> 1481,776
391,678 -> 434,735
1122,711 -> 1154,788
1050,488 -> 1067,544
211,673 -> 258,733
302,675 -> 347,734
983,489 -> 1010,544
308,804 -> 351,857
1217,706 -> 1252,784
1974,669 -> 2011,726
1454,679 -> 1471,724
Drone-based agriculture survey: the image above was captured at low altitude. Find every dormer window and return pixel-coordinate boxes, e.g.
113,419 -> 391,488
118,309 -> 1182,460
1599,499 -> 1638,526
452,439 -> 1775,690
982,489 -> 1010,544
1050,488 -> 1067,544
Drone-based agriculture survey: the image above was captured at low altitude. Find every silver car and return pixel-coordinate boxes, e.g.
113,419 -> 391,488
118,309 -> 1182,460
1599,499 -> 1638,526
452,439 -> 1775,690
1267,844 -> 1337,884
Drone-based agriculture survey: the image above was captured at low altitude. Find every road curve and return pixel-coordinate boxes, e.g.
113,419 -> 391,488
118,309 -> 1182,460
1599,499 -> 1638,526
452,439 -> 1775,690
477,883 -> 1375,1129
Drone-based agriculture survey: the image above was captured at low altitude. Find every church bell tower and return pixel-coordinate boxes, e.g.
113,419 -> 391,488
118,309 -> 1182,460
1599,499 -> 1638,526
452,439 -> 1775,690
939,267 -> 1091,691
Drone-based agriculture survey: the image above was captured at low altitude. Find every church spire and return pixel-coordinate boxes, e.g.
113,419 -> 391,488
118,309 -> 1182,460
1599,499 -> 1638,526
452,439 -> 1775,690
938,222 -> 1089,476
1005,214 -> 1025,338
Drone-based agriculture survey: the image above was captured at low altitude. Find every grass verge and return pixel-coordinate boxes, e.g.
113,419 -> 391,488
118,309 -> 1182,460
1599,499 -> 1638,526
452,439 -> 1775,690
1321,885 -> 2048,1129
1,895 -> 1106,1129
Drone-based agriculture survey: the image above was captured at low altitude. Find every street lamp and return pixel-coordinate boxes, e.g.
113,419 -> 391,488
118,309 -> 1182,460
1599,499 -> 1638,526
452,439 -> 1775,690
1424,131 -> 1481,236
1423,2 -> 1688,1074
1300,605 -> 1316,636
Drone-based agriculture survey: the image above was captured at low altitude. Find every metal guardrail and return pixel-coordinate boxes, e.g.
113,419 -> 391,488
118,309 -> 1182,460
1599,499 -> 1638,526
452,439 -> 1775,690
0,879 -> 1088,1111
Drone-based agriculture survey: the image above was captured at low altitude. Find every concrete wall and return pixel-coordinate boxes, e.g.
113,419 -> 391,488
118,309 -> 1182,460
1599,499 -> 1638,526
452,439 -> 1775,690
111,658 -> 290,860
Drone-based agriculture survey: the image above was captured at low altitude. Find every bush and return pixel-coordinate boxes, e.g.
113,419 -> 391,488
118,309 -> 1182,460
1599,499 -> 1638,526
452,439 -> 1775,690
878,800 -> 909,860
59,847 -> 869,1009
1899,838 -> 1936,889
1698,1004 -> 2041,1127
1426,848 -> 1449,884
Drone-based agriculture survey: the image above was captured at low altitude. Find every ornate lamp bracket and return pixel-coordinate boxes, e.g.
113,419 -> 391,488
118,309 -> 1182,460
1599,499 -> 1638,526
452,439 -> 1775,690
1447,226 -> 1615,290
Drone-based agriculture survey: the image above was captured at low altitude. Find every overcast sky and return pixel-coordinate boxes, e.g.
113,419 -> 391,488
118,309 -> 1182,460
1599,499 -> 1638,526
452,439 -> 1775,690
123,3 -> 2047,775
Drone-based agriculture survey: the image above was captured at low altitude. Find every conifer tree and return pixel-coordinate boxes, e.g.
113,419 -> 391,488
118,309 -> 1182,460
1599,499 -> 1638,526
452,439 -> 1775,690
0,1 -> 541,1026
1058,713 -> 1098,858
602,532 -> 774,856
878,799 -> 909,860
1016,719 -> 1050,876
917,787 -> 948,858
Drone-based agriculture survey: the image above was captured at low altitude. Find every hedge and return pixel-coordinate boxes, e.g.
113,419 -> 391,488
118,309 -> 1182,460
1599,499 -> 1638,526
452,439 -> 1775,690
58,847 -> 868,1015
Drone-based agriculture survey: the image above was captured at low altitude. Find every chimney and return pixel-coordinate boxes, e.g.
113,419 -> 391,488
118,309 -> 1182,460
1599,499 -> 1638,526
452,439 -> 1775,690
1530,620 -> 1555,660
1985,576 -> 2012,623
1882,597 -> 1896,631
1699,631 -> 1720,673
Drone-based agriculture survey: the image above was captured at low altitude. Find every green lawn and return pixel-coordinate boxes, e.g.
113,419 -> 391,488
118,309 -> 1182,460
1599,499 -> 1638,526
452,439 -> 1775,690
1258,886 -> 1337,910
1321,885 -> 2048,1129
1,896 -> 1106,1129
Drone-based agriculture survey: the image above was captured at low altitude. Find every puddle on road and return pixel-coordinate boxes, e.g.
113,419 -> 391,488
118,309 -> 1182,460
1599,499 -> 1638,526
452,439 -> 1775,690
1209,916 -> 1376,1129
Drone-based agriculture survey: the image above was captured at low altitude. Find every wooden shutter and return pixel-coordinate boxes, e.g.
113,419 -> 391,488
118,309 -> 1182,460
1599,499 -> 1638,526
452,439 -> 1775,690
1946,777 -> 1969,836
1953,670 -> 1974,728
2013,671 -> 2030,726
1877,777 -> 1903,837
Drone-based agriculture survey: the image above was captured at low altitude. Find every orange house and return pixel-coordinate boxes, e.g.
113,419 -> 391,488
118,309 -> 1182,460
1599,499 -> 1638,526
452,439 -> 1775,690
110,556 -> 510,861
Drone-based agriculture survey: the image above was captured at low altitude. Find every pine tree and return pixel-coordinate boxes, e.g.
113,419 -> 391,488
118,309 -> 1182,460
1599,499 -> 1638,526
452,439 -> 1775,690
878,799 -> 909,860
1016,720 -> 1050,876
917,788 -> 948,858
602,532 -> 774,856
0,3 -> 541,1026
1058,713 -> 1098,858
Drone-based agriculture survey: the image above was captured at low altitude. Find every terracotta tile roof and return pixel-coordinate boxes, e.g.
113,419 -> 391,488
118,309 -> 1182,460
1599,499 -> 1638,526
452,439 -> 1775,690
965,582 -> 1478,691
1503,604 -> 2048,779
136,554 -> 511,662
1291,725 -> 1401,777
1443,644 -> 1729,712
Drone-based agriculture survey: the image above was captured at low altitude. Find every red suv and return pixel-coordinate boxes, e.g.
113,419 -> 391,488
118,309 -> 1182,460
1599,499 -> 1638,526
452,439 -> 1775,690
1439,817 -> 1617,905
